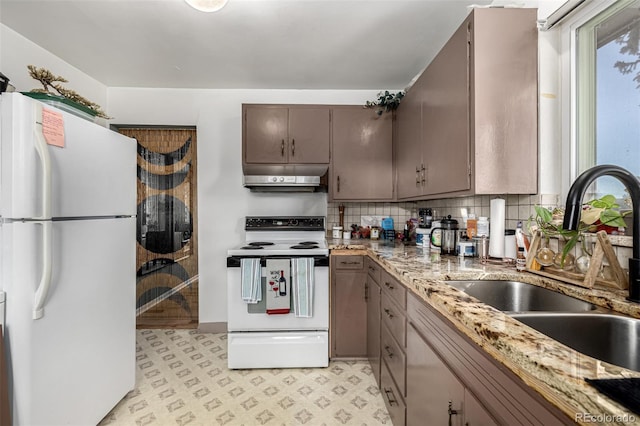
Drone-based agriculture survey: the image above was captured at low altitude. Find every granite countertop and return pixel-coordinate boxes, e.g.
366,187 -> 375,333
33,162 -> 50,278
328,238 -> 640,425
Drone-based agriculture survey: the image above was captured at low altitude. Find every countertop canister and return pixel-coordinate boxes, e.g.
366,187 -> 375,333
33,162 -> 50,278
332,226 -> 343,239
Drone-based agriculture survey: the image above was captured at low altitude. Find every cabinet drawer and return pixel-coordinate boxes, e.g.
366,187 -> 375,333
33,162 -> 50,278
380,270 -> 406,310
381,293 -> 406,348
381,323 -> 406,396
334,255 -> 364,270
366,257 -> 381,283
381,361 -> 406,426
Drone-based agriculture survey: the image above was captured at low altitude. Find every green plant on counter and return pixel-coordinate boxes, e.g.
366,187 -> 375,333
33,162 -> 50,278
529,194 -> 629,266
364,91 -> 405,115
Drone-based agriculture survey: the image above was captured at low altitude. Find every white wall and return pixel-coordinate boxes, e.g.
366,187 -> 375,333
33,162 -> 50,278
538,29 -> 562,196
535,1 -> 565,197
107,88 -> 381,323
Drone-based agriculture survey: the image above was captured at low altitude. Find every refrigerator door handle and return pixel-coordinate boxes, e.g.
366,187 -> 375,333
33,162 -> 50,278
33,221 -> 53,320
33,103 -> 52,220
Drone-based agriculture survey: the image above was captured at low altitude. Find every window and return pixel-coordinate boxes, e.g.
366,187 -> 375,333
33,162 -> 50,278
575,0 -> 640,204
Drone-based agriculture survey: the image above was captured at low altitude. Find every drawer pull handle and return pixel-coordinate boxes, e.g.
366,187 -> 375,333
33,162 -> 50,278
384,345 -> 394,358
281,139 -> 285,157
384,282 -> 395,290
448,401 -> 459,426
384,387 -> 397,406
384,308 -> 394,319
340,261 -> 360,265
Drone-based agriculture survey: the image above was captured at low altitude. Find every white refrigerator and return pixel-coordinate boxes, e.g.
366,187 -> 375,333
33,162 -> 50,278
0,92 -> 136,425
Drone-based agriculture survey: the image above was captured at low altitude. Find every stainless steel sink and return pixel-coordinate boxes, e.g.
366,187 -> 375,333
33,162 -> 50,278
512,313 -> 640,372
446,280 -> 597,312
447,280 -> 640,372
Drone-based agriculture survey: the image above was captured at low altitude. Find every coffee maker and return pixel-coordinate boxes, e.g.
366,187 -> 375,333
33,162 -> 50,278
429,215 -> 459,255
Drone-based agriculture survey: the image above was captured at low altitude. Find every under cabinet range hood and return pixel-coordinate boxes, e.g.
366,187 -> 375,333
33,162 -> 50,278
243,175 -> 321,192
242,164 -> 328,192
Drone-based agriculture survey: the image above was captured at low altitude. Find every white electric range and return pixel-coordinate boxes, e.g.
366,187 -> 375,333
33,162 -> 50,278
226,216 -> 329,369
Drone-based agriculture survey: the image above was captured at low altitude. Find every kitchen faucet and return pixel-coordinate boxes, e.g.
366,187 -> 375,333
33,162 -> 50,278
562,165 -> 640,302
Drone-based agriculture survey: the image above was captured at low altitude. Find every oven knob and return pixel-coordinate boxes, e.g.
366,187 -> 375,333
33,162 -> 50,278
271,177 -> 278,182
290,219 -> 298,226
279,177 -> 285,182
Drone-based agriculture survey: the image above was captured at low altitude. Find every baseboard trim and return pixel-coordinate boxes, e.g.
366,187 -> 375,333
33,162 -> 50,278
197,322 -> 228,333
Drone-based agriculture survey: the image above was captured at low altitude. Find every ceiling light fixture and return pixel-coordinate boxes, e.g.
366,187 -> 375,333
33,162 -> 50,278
184,0 -> 229,13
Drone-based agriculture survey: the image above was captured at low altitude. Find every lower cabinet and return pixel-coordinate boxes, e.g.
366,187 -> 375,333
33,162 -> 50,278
366,271 -> 381,386
336,256 -> 571,426
331,255 -> 367,358
407,321 -> 493,425
381,360 -> 406,426
381,323 -> 406,395
380,271 -> 407,424
465,389 -> 500,426
406,292 -> 571,425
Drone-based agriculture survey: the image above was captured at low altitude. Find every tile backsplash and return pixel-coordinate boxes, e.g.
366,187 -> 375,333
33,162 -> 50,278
327,193 -> 633,269
327,193 -> 561,233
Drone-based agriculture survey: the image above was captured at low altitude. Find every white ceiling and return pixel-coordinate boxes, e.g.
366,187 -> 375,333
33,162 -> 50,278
0,0 -> 543,91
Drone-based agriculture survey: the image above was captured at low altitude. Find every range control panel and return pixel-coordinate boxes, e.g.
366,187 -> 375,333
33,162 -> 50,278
245,216 -> 325,231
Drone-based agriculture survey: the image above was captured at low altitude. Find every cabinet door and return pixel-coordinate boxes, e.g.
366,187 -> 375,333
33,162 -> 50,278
472,8 -> 538,194
366,257 -> 381,283
366,275 -> 381,386
421,17 -> 471,196
288,107 -> 330,164
332,270 -> 367,357
395,80 -> 424,200
407,322 -> 465,426
381,292 -> 406,348
381,322 -> 406,396
380,270 -> 406,310
381,360 -> 406,426
244,106 -> 288,164
331,107 -> 393,200
408,294 -> 568,425
464,389 -> 498,426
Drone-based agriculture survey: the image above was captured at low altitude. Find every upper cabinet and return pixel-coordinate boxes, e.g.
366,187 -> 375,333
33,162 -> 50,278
330,107 -> 394,201
396,70 -> 426,199
396,8 -> 538,200
243,105 -> 331,165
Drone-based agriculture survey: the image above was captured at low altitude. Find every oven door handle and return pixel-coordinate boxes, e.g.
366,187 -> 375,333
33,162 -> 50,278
226,256 -> 329,268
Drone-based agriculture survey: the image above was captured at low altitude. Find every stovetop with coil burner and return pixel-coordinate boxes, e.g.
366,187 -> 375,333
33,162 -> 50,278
227,216 -> 328,257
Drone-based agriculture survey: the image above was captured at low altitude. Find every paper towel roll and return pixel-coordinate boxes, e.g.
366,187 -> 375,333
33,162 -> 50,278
489,198 -> 505,258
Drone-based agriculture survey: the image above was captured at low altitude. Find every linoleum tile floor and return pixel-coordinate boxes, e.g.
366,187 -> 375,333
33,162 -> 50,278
99,330 -> 391,426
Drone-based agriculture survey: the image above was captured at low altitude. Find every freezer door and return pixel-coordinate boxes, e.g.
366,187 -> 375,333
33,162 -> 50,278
0,93 -> 136,219
2,218 -> 136,425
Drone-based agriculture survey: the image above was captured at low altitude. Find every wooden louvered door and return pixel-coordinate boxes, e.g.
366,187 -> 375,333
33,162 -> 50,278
119,128 -> 198,328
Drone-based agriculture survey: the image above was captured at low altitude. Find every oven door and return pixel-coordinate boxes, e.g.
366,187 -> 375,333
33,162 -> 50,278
226,256 -> 329,331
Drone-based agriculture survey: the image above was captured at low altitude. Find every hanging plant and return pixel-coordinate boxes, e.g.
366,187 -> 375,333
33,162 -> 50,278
364,90 -> 405,115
